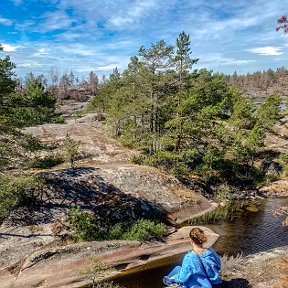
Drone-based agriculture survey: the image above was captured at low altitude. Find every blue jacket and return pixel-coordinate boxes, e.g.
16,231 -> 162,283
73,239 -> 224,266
173,247 -> 222,288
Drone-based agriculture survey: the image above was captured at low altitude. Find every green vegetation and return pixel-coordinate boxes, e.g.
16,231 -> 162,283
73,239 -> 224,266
28,154 -> 65,169
63,133 -> 81,168
0,173 -> 41,224
77,257 -> 124,288
69,207 -> 166,242
0,48 -> 61,172
88,32 -> 284,198
91,282 -> 124,288
0,46 -> 63,223
186,200 -> 247,225
78,256 -> 113,276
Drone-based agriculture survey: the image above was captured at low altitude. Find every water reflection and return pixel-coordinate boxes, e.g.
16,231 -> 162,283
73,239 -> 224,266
112,198 -> 288,288
212,198 -> 288,255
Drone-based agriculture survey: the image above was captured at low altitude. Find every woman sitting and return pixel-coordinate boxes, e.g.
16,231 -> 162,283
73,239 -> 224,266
163,226 -> 222,288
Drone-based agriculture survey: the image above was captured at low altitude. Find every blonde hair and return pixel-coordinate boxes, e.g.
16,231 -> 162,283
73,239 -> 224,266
189,228 -> 207,247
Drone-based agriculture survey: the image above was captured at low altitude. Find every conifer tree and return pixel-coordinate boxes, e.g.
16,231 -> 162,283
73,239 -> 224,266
175,31 -> 198,84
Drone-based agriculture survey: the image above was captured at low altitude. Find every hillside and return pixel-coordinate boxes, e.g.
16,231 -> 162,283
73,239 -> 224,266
0,110 -> 217,288
225,67 -> 288,104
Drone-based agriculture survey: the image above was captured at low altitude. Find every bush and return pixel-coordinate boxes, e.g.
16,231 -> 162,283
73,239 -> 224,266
29,155 -> 64,169
142,149 -> 199,180
52,115 -> 66,124
171,163 -> 190,179
68,208 -> 166,242
69,207 -> 97,241
130,155 -> 145,165
92,282 -> 124,288
122,219 -> 166,241
277,152 -> 288,174
0,174 -> 38,224
106,224 -> 125,240
63,133 -> 80,168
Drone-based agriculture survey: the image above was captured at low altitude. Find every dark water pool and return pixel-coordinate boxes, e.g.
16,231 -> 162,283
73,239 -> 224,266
110,198 -> 288,288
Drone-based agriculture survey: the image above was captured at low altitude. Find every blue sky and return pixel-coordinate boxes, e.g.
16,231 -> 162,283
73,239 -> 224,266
0,0 -> 287,80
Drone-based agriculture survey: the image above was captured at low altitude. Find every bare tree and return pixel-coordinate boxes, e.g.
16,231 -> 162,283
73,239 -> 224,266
88,71 -> 99,95
276,15 -> 288,34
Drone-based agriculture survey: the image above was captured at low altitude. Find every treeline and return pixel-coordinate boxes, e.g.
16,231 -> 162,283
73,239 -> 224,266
225,67 -> 288,101
0,50 -> 64,168
0,47 -> 64,222
16,69 -> 100,102
88,32 -> 286,196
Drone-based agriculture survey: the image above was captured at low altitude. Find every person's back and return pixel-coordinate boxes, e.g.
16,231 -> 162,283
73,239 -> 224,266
173,248 -> 221,288
163,227 -> 222,288
199,247 -> 221,286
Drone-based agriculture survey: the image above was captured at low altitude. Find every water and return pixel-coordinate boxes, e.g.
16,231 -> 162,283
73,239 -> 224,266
110,198 -> 288,288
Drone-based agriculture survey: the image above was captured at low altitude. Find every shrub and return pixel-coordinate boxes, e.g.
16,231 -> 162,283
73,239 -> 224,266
92,282 -> 124,288
52,115 -> 66,124
78,256 -> 113,276
277,152 -> 288,174
106,224 -> 125,240
142,149 -> 199,180
171,163 -> 190,179
130,155 -> 145,165
122,219 -> 166,241
69,207 -> 97,241
29,155 -> 64,169
0,174 -> 38,224
63,133 -> 80,168
68,208 -> 166,242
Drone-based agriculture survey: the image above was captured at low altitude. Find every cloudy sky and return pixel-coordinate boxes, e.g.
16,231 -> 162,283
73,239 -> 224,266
0,0 -> 287,80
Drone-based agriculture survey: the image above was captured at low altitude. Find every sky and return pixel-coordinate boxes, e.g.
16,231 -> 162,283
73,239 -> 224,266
0,0 -> 287,80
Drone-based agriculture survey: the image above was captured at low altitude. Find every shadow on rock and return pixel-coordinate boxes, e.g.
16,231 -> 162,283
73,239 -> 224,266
4,166 -> 167,228
220,278 -> 252,288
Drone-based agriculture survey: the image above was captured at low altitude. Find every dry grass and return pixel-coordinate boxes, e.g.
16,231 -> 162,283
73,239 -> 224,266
219,249 -> 288,288
77,256 -> 114,277
272,256 -> 288,288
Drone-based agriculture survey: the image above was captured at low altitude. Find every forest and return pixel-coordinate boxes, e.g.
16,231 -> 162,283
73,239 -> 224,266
87,32 -> 287,198
0,32 -> 287,226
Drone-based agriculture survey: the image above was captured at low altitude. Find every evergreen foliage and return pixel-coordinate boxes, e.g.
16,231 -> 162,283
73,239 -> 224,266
88,32 -> 284,195
0,48 -> 62,222
0,50 -> 60,171
63,133 -> 80,168
69,207 -> 166,242
0,174 -> 39,224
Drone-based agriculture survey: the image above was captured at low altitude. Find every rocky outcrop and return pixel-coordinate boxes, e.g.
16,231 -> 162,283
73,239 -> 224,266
4,165 -> 214,228
0,112 -> 220,288
24,114 -> 139,165
1,225 -> 287,288
0,165 -> 215,276
221,246 -> 288,288
265,117 -> 288,153
260,177 -> 288,197
0,227 -> 194,288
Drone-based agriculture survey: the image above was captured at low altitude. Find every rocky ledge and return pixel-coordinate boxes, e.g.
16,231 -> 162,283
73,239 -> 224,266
1,226 -> 287,288
0,165 -> 216,287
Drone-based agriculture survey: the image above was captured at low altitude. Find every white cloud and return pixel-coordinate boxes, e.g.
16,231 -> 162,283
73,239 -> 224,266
0,17 -> 13,26
17,61 -> 44,68
38,48 -> 49,55
1,43 -> 20,52
5,0 -> 288,79
110,0 -> 157,28
95,64 -> 120,71
36,10 -> 75,32
17,63 -> 32,67
59,43 -> 98,56
199,54 -> 256,66
249,47 -> 283,56
11,0 -> 23,5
